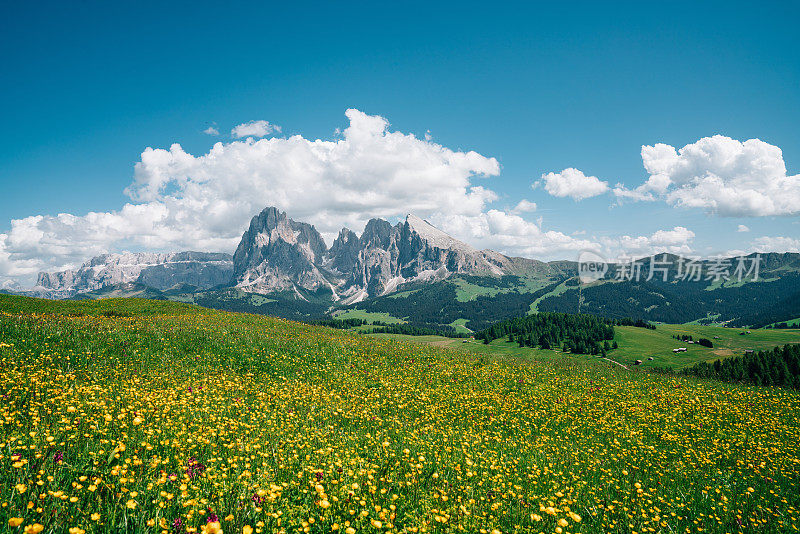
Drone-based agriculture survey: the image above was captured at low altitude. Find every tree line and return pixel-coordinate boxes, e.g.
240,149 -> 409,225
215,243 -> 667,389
680,344 -> 800,389
538,274 -> 800,326
310,317 -> 368,329
474,312 -> 643,356
767,321 -> 799,329
309,317 -> 469,338
369,323 -> 470,338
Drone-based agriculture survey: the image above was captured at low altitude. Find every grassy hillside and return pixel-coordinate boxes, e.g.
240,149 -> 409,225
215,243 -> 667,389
0,293 -> 197,316
768,317 -> 800,328
373,323 -> 800,370
1,294 -> 800,533
612,324 -> 800,368
538,272 -> 800,326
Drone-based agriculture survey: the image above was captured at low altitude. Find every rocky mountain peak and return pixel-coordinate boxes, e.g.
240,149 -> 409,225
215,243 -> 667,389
404,214 -> 476,253
329,228 -> 362,274
232,207 -> 331,294
361,218 -> 397,249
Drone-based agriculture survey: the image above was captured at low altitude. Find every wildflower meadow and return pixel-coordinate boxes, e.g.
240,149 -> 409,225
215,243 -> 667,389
0,295 -> 798,533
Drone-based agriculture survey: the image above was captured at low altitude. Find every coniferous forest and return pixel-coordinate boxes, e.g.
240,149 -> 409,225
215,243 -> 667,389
475,312 -> 634,355
681,344 -> 800,389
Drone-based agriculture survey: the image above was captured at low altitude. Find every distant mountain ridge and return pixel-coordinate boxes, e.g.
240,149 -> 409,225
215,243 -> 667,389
35,251 -> 233,298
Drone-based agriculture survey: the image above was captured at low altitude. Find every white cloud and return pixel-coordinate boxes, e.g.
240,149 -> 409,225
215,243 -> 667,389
203,126 -> 219,136
601,226 -> 696,260
432,214 -> 697,263
1,109 -> 503,283
750,236 -> 800,253
511,199 -> 537,213
431,210 -> 597,259
230,120 -> 281,138
612,173 -> 670,202
541,168 -> 609,200
650,226 -> 696,248
0,278 -> 20,291
616,135 -> 800,216
737,224 -> 750,233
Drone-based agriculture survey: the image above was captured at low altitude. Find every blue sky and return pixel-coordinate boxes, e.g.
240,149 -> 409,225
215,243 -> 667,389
1,0 -> 799,285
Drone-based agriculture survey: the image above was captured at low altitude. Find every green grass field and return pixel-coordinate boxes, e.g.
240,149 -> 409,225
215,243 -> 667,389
371,323 -> 800,370
529,280 -> 573,313
447,318 -> 472,334
766,317 -> 800,328
2,294 -> 800,533
613,323 -> 800,368
452,277 -> 550,303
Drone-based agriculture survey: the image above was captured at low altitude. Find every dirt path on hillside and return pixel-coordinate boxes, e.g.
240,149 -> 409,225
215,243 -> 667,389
602,357 -> 630,370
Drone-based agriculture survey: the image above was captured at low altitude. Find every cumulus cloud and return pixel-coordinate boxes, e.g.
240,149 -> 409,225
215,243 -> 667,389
430,210 -> 597,259
615,135 -> 800,216
203,126 -> 219,136
0,278 -> 20,291
540,168 -> 609,200
511,199 -> 537,213
1,109 -> 505,283
750,236 -> 800,253
612,174 -> 669,202
231,120 -> 281,138
737,224 -> 750,233
601,226 -> 696,259
432,214 -> 697,263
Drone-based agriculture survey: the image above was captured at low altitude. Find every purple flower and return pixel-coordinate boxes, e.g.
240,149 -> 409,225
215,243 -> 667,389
53,450 -> 63,463
186,457 -> 206,479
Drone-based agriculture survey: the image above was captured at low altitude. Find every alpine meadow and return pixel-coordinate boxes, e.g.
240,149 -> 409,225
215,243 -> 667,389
1,295 -> 799,534
3,3 -> 800,533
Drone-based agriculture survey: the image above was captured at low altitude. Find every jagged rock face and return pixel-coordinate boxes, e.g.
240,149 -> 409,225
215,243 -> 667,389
328,228 -> 361,274
348,220 -> 402,296
233,207 -> 331,293
232,207 -> 516,301
37,270 -> 78,291
360,218 -> 396,249
396,215 -> 503,279
36,252 -> 234,295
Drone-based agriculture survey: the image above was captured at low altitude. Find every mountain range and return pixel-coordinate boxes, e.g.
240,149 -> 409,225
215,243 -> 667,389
34,251 -> 234,298
13,206 -> 800,330
232,207 -> 556,302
